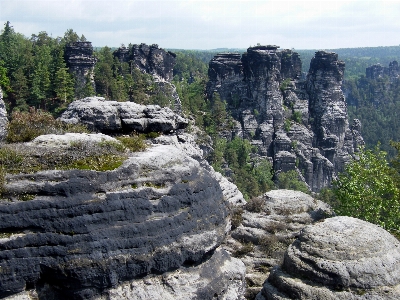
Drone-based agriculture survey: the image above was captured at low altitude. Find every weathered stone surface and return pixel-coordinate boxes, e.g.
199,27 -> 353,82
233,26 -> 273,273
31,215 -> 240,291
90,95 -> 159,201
0,142 -> 231,299
28,133 -> 120,148
59,97 -> 188,133
95,247 -> 246,300
207,47 -> 364,191
256,216 -> 400,299
0,87 -> 8,142
65,42 -> 97,96
225,190 -> 333,299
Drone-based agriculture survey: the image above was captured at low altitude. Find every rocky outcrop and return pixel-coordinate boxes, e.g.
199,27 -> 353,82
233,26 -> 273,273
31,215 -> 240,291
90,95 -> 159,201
113,44 -> 182,112
207,47 -> 363,191
0,134 -> 245,299
366,60 -> 399,81
114,44 -> 176,82
256,216 -> 400,299
59,96 -> 188,133
65,42 -> 97,96
0,87 -> 8,142
224,190 -> 334,299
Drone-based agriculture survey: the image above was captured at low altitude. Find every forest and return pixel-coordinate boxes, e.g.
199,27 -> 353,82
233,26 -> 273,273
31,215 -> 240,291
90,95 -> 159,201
0,21 -> 399,235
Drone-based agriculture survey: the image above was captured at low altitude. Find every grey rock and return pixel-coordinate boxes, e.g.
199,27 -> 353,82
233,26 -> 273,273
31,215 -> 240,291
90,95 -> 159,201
65,42 -> 97,96
0,143 -> 230,299
206,48 -> 364,191
113,44 -> 182,112
59,97 -> 188,133
95,247 -> 246,300
226,190 -> 333,299
28,133 -> 120,148
257,216 -> 400,299
0,87 -> 8,142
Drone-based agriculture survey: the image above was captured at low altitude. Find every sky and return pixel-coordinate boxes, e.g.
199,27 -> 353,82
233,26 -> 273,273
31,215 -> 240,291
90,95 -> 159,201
0,0 -> 399,50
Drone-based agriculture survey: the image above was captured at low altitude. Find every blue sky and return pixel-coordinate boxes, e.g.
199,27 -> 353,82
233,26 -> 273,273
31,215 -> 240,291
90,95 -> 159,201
1,0 -> 399,50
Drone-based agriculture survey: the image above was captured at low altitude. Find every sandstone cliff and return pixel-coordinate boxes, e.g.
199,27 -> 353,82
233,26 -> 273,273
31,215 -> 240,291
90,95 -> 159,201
113,44 -> 182,113
207,47 -> 364,191
65,42 -> 97,97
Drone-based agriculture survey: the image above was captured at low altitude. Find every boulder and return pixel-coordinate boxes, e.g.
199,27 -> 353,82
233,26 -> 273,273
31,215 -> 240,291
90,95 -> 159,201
59,97 -> 188,133
256,216 -> 400,299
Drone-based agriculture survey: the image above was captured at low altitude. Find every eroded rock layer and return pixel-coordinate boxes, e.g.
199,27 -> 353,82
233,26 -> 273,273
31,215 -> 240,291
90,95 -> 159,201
207,47 -> 364,191
65,42 -> 97,96
0,142 -> 234,299
256,216 -> 400,299
59,97 -> 188,133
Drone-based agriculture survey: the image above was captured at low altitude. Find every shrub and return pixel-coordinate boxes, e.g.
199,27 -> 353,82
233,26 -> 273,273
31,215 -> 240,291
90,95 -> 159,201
232,242 -> 254,258
333,145 -> 400,231
116,134 -> 147,152
65,154 -> 125,172
245,197 -> 265,213
231,207 -> 243,229
284,119 -> 291,132
292,110 -> 302,123
7,108 -> 88,143
277,170 -> 309,193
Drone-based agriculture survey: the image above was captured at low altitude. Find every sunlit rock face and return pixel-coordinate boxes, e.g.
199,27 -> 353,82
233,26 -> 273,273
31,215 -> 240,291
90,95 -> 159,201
0,87 -> 8,142
207,47 -> 364,191
59,96 -> 188,134
256,216 -> 400,300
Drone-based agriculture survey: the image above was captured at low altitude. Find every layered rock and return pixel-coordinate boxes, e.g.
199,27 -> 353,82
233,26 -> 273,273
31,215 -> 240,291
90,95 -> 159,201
256,216 -> 400,299
207,47 -> 363,191
0,87 -> 8,141
224,190 -> 334,299
59,96 -> 188,133
113,44 -> 182,112
65,42 -> 97,96
0,135 -> 245,299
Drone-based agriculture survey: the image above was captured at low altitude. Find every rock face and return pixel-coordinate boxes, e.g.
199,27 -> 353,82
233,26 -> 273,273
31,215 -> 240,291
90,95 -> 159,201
207,47 -> 363,191
256,216 -> 400,299
59,96 -> 188,133
113,44 -> 182,112
366,60 -> 399,81
65,42 -> 97,96
224,190 -> 334,298
0,136 -> 245,299
0,87 -> 8,141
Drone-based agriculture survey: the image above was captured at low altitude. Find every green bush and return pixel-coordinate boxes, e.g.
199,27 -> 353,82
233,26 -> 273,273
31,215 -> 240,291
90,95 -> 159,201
116,134 -> 147,152
284,119 -> 291,132
7,108 -> 88,143
277,170 -> 309,193
292,110 -> 302,123
65,154 -> 125,172
333,145 -> 400,231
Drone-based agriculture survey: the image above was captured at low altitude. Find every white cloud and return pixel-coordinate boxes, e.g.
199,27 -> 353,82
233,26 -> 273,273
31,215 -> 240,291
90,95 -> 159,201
0,0 -> 399,49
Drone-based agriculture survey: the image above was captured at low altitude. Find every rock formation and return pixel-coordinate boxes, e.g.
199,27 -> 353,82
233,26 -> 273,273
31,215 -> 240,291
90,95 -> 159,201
0,133 -> 245,299
207,47 -> 364,191
0,87 -> 8,142
366,60 -> 399,81
65,42 -> 97,97
113,44 -> 182,112
256,216 -> 400,299
59,96 -> 188,133
224,190 -> 334,298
